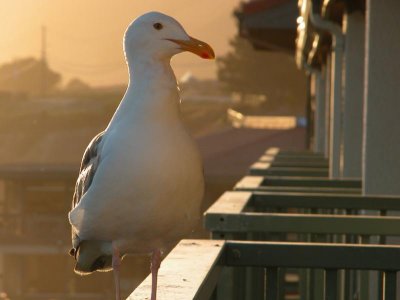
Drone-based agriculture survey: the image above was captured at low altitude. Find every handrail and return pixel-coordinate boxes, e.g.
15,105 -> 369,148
129,240 -> 400,300
235,175 -> 361,189
204,191 -> 400,236
128,240 -> 224,300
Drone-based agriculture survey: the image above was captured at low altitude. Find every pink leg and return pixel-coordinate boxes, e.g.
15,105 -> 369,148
112,246 -> 122,300
150,249 -> 161,300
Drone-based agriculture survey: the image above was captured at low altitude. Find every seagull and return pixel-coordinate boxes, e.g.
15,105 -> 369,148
68,11 -> 214,300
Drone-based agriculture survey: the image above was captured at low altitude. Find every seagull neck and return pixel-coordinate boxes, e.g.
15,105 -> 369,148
109,58 -> 181,127
127,58 -> 179,106
127,57 -> 175,83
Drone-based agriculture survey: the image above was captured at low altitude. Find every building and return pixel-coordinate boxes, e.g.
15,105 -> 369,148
237,0 -> 400,196
235,0 -> 298,53
236,2 -> 400,296
296,0 -> 400,198
0,96 -> 123,299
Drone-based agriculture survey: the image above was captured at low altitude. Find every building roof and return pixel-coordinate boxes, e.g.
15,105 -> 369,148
240,0 -> 292,14
235,0 -> 298,52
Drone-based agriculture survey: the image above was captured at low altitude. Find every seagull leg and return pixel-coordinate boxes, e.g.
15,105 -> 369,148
112,245 -> 122,300
150,249 -> 161,300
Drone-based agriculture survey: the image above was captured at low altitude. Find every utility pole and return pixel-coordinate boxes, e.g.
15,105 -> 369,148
40,25 -> 47,97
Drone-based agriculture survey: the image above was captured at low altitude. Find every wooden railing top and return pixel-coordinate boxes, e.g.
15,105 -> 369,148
208,191 -> 400,212
205,191 -> 251,214
204,191 -> 400,235
259,155 -> 329,167
128,240 -> 224,300
129,239 -> 400,299
265,148 -> 324,157
235,175 -> 362,189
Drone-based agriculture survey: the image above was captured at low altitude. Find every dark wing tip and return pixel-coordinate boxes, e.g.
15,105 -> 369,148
69,248 -> 75,257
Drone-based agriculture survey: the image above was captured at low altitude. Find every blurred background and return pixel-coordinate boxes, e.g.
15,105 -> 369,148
0,0 -> 307,299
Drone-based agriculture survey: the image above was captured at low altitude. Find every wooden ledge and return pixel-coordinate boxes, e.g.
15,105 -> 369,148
127,240 -> 224,300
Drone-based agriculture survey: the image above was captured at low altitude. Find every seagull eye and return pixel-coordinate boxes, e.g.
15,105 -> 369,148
153,23 -> 163,30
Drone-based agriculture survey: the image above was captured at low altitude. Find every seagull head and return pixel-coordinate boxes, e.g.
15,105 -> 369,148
124,11 -> 215,62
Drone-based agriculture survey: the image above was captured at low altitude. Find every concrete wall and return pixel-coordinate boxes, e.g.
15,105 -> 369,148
363,0 -> 400,195
314,71 -> 327,154
329,37 -> 344,178
324,56 -> 331,159
341,12 -> 365,178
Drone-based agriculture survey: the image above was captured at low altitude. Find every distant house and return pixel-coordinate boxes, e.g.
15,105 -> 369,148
0,58 -> 61,96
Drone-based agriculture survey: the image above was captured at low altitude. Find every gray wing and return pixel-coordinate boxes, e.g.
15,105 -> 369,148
69,131 -> 105,257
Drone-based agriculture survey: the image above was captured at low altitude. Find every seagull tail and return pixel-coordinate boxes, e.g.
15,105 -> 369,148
73,240 -> 113,275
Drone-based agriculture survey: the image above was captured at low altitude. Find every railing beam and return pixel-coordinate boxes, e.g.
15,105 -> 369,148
225,241 -> 400,271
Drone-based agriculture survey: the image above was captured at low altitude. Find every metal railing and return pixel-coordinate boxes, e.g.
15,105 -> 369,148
129,147 -> 400,299
130,239 -> 400,300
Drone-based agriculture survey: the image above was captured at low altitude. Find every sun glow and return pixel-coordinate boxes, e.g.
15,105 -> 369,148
0,0 -> 237,86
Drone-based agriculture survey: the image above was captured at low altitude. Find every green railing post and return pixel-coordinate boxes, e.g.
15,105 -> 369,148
325,269 -> 338,300
359,235 -> 370,300
266,267 -> 279,299
212,233 -> 234,300
212,233 -> 246,300
245,232 -> 264,300
384,271 -> 397,300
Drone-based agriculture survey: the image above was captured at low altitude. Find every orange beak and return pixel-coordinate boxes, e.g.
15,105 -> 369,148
167,36 -> 215,59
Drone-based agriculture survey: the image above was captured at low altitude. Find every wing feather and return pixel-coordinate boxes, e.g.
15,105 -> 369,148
69,131 -> 105,257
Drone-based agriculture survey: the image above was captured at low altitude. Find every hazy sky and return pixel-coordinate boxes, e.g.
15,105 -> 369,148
0,0 -> 240,86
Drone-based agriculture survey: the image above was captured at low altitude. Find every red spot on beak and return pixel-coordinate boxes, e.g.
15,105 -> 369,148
167,37 -> 215,59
